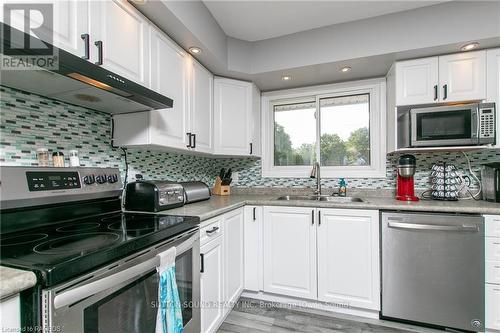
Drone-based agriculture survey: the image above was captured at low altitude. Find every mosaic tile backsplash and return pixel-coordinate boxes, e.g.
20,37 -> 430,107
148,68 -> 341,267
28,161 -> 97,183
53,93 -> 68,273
1,85 -> 499,191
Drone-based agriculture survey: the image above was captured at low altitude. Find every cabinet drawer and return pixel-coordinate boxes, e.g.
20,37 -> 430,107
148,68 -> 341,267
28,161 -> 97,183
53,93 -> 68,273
486,215 -> 500,238
201,218 -> 223,245
486,238 -> 500,261
486,283 -> 500,330
486,261 -> 500,285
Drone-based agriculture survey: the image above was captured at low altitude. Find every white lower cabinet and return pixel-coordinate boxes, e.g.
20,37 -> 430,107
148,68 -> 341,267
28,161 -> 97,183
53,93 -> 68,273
317,209 -> 380,310
200,209 -> 244,333
263,206 -> 317,299
0,295 -> 20,331
243,206 -> 263,292
485,215 -> 500,332
262,206 -> 380,311
223,209 -> 245,308
200,235 -> 224,333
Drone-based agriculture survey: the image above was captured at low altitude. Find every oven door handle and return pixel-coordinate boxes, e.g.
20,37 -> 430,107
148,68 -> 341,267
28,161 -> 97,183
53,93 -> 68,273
54,256 -> 159,309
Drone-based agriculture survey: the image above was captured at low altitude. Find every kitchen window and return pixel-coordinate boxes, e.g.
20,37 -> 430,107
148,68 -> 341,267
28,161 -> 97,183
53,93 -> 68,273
262,78 -> 386,178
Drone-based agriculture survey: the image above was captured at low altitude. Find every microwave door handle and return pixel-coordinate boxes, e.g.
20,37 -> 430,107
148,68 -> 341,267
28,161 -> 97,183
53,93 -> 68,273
472,108 -> 479,140
54,256 -> 159,309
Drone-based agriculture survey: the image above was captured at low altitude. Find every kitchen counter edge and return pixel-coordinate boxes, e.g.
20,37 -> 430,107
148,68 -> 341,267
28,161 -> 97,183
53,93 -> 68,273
0,266 -> 37,300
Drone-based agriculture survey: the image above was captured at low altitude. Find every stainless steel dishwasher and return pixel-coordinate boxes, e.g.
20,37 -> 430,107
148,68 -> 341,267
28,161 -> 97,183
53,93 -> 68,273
381,211 -> 484,332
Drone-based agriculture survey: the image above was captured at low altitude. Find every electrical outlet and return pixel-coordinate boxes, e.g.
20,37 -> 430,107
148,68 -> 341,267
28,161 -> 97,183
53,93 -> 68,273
232,172 -> 239,182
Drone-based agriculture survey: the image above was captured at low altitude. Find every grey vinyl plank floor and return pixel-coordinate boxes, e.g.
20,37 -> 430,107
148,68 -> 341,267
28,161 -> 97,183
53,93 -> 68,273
218,297 -> 443,333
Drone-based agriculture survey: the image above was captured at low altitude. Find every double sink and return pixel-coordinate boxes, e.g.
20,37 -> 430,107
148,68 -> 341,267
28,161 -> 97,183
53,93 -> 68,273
276,195 -> 363,202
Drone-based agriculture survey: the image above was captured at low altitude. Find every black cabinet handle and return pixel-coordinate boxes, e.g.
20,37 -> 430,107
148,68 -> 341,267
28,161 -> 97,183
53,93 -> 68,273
192,133 -> 196,149
186,132 -> 192,148
443,84 -> 448,100
94,41 -> 103,65
433,85 -> 438,101
206,226 -> 219,235
318,211 -> 321,226
200,253 -> 204,273
249,143 -> 253,155
253,207 -> 256,221
81,33 -> 90,60
311,210 -> 314,225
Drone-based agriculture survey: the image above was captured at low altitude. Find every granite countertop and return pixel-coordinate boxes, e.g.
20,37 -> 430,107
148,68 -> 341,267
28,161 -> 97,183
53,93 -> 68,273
166,193 -> 500,222
0,266 -> 37,300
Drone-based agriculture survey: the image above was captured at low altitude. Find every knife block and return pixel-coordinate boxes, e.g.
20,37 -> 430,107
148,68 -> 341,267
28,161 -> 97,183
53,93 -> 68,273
212,177 -> 230,196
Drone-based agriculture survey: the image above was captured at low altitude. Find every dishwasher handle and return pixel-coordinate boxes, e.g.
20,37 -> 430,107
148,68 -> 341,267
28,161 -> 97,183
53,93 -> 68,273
387,221 -> 478,232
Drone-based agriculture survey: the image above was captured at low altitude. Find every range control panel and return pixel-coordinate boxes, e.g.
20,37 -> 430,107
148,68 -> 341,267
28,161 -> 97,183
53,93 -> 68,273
27,171 -> 81,191
479,107 -> 495,139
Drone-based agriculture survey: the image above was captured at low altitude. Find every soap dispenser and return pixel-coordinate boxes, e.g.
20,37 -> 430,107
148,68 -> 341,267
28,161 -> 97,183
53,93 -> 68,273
339,178 -> 347,197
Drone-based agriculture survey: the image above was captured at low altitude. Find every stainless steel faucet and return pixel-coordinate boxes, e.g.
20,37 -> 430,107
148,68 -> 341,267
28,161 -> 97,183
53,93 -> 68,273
310,162 -> 321,195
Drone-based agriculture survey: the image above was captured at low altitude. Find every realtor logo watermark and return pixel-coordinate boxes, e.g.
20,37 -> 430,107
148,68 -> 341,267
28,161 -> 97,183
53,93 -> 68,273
1,3 -> 59,70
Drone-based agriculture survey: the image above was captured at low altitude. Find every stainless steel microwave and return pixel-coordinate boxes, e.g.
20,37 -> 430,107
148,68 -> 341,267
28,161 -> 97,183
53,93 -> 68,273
409,102 -> 496,147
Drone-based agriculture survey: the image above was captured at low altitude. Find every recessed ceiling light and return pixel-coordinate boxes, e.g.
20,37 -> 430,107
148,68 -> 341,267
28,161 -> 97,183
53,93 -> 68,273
189,47 -> 202,54
281,75 -> 292,81
340,66 -> 352,73
460,42 -> 479,51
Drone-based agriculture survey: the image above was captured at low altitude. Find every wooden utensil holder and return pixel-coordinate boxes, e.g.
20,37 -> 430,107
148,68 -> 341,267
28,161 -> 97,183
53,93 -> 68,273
212,176 -> 230,196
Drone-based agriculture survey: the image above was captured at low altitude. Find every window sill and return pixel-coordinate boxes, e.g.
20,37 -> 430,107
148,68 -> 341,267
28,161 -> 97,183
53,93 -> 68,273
262,167 -> 387,179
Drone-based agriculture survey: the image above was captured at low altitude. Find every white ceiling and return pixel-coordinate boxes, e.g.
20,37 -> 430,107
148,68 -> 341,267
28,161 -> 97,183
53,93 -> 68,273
203,1 -> 445,41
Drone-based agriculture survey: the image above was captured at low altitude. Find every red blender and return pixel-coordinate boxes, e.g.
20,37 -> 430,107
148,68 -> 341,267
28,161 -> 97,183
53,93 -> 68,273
396,154 -> 419,201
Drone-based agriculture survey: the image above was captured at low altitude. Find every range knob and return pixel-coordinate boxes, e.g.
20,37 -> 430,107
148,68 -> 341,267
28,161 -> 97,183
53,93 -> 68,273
96,175 -> 107,184
83,174 -> 95,185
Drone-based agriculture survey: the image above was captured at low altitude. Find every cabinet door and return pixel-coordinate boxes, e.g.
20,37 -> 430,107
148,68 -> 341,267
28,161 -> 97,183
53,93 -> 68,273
263,206 -> 317,299
214,78 -> 251,155
487,49 -> 500,147
486,284 -> 500,330
190,61 -> 214,153
1,0 -> 89,58
148,27 -> 190,150
317,209 -> 380,310
89,0 -> 149,87
438,50 -> 486,102
200,236 -> 224,333
223,209 -> 244,310
395,57 -> 439,106
250,84 -> 262,157
0,295 -> 20,332
243,206 -> 263,292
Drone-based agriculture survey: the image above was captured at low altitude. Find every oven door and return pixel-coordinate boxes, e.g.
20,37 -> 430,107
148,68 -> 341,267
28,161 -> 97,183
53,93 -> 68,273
410,104 -> 479,147
43,229 -> 200,333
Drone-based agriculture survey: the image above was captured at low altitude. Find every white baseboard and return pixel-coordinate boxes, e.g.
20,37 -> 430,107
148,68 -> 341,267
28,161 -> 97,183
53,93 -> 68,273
240,290 -> 380,319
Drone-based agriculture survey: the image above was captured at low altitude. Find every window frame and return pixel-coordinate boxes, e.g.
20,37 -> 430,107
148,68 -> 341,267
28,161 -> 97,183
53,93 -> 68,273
261,78 -> 386,178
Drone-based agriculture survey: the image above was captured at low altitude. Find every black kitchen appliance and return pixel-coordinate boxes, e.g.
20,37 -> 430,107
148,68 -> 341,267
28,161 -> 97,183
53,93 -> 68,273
481,162 -> 500,202
125,180 -> 185,212
0,166 -> 200,332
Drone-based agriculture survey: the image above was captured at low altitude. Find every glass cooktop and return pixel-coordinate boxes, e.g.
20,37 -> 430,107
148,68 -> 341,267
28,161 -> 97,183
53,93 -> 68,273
0,212 -> 199,286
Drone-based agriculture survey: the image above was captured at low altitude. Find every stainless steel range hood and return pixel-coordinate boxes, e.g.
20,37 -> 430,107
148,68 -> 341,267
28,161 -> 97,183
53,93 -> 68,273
0,23 -> 173,114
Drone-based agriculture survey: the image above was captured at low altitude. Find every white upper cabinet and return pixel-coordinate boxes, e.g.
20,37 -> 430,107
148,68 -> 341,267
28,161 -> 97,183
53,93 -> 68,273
214,78 -> 261,156
438,51 -> 486,102
190,61 -> 214,154
148,26 -> 190,150
1,0 -> 90,58
393,50 -> 487,106
396,57 -> 439,105
317,209 -> 380,310
89,0 -> 149,87
263,206 -> 317,299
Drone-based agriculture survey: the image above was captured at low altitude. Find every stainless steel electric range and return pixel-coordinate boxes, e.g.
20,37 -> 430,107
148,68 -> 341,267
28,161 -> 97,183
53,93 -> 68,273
0,166 -> 200,333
